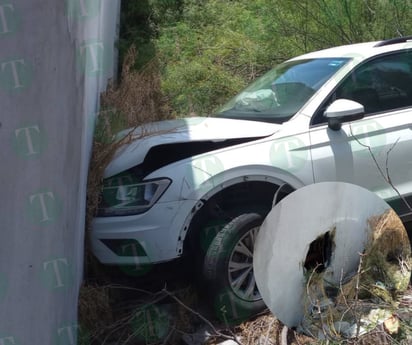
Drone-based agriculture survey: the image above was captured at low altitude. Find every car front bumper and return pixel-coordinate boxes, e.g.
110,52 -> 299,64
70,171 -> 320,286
91,199 -> 191,265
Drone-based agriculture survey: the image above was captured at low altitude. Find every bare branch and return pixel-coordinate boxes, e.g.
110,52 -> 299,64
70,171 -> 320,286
161,288 -> 244,344
349,124 -> 412,212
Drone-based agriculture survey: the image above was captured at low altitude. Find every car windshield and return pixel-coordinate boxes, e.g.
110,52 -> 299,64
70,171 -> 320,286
216,58 -> 350,123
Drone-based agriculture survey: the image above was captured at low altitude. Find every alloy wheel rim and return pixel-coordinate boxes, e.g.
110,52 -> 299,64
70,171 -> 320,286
228,226 -> 261,302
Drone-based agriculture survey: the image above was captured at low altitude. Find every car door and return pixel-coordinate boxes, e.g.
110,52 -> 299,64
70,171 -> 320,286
309,50 -> 412,219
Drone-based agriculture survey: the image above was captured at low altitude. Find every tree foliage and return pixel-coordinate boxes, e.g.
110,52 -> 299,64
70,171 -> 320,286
121,0 -> 412,117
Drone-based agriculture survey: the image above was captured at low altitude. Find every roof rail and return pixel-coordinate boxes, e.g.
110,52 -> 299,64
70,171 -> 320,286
374,35 -> 412,47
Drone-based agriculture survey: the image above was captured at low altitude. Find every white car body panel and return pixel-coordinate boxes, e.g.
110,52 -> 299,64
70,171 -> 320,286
92,199 -> 191,263
310,108 -> 412,202
105,117 -> 281,177
92,115 -> 313,264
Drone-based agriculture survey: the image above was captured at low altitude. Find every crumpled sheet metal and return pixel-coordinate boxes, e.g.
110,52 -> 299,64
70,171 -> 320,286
254,182 -> 411,340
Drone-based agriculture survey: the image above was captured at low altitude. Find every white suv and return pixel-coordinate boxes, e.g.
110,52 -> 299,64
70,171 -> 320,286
92,36 -> 412,320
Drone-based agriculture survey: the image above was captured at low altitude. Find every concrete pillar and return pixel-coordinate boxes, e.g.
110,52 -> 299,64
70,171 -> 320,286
0,0 -> 119,343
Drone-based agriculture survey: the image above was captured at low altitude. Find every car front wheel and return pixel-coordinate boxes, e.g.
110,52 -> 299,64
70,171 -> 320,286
202,213 -> 266,323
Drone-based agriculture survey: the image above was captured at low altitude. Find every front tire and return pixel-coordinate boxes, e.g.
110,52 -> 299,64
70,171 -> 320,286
203,213 -> 266,323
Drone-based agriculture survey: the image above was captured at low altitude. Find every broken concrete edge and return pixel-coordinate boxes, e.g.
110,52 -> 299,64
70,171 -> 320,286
254,182 -> 412,341
299,209 -> 411,339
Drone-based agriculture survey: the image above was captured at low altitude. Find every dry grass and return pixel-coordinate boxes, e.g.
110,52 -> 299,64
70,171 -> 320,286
233,314 -> 313,345
77,284 -> 205,345
86,45 -> 173,231
79,46 -> 175,343
100,45 -> 172,128
209,286 -> 410,345
78,284 -> 114,342
84,46 -> 175,276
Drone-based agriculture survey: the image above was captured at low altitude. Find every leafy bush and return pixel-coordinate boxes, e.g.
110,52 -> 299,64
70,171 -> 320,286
120,0 -> 412,117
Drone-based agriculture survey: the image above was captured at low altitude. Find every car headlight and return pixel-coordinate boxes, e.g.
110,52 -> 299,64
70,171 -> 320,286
97,172 -> 171,217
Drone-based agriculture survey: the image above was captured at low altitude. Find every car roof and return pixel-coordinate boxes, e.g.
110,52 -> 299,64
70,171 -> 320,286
289,37 -> 412,63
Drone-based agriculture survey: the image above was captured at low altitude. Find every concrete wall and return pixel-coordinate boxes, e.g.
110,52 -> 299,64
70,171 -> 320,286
0,1 -> 119,343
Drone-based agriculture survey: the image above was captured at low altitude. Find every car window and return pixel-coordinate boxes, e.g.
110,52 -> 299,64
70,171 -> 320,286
312,51 -> 412,125
216,58 -> 350,124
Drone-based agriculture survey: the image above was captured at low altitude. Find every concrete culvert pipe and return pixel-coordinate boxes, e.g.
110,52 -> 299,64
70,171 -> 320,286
254,182 -> 411,340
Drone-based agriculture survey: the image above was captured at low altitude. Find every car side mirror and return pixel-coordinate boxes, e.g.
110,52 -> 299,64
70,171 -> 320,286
324,99 -> 365,130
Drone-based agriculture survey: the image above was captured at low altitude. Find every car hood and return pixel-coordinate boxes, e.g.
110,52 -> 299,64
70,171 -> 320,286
104,116 -> 281,177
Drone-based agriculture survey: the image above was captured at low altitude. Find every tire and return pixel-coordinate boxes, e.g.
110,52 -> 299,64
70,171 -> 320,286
203,213 -> 266,323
